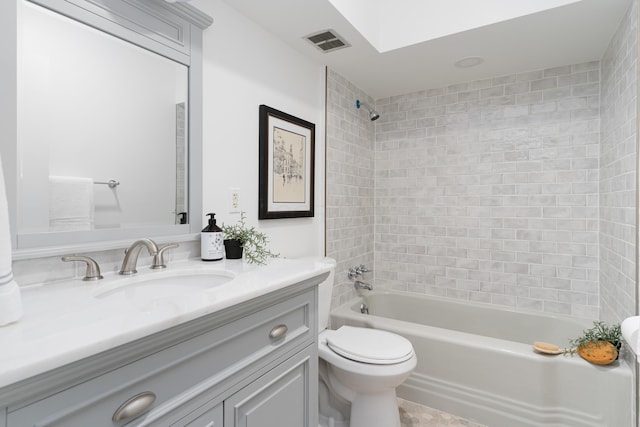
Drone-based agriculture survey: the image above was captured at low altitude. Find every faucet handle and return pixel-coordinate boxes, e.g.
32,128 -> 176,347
62,255 -> 104,281
355,264 -> 371,275
347,267 -> 359,280
151,243 -> 179,269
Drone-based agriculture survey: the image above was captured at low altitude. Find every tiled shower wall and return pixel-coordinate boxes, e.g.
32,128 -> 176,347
325,69 -> 375,308
325,1 -> 639,320
373,62 -> 601,319
599,0 -> 638,324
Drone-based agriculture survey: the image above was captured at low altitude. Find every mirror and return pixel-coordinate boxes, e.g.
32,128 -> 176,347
19,2 -> 188,234
3,0 -> 212,253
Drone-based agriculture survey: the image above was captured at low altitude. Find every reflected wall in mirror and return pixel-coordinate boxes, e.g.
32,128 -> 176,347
18,2 -> 189,235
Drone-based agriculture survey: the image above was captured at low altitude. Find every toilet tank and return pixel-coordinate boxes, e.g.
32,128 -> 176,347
317,257 -> 336,333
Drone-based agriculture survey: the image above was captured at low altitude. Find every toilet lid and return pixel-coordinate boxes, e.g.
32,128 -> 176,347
325,326 -> 414,365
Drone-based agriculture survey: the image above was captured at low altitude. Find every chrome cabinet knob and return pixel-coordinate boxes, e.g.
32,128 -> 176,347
269,324 -> 288,340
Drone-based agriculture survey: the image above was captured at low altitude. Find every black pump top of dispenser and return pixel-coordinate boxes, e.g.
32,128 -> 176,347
202,213 -> 221,232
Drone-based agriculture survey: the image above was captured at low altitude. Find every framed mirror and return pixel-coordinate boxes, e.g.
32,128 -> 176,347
1,0 -> 212,256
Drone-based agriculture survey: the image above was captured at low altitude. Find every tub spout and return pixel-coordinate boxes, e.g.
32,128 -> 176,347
354,280 -> 372,291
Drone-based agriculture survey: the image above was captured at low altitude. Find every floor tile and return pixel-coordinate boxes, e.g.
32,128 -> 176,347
398,398 -> 486,427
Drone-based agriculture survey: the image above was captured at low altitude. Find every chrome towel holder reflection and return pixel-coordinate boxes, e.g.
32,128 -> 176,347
94,179 -> 120,188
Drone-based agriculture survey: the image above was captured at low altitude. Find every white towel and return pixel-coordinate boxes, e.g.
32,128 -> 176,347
49,176 -> 94,231
0,154 -> 22,326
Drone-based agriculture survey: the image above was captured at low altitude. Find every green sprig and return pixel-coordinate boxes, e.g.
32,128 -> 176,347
221,212 -> 279,265
566,321 -> 622,356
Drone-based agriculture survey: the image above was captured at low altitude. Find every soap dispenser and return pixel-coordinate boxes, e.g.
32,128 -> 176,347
201,213 -> 223,261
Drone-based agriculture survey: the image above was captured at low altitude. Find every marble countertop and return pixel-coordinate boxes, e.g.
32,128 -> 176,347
0,257 -> 331,389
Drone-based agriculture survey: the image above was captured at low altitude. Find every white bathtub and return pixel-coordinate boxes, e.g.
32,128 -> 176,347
330,291 -> 633,427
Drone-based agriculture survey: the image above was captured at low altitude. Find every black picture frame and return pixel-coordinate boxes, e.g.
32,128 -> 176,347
259,105 -> 315,219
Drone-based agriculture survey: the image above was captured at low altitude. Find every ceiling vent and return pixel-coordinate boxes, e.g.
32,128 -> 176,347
304,29 -> 350,53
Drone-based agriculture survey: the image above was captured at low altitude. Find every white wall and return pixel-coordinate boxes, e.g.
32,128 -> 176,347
191,0 -> 326,259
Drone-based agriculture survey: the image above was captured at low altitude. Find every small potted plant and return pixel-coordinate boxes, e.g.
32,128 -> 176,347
221,212 -> 278,265
567,321 -> 622,365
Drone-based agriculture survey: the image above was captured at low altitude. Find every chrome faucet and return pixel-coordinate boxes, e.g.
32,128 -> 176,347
119,239 -> 159,275
354,280 -> 372,291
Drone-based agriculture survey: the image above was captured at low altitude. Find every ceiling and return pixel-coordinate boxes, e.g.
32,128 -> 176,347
219,0 -> 632,100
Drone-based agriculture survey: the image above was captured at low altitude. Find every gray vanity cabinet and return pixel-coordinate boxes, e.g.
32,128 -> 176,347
0,282 -> 320,427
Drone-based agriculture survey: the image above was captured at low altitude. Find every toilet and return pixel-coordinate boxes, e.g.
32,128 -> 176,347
317,259 -> 417,427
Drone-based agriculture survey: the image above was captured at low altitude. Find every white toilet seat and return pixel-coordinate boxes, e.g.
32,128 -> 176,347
325,326 -> 414,364
318,328 -> 417,378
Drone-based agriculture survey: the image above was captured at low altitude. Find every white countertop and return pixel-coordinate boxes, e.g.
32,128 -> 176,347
0,257 -> 331,389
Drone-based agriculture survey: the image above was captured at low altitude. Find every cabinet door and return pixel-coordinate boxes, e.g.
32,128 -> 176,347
224,347 -> 317,427
176,403 -> 222,427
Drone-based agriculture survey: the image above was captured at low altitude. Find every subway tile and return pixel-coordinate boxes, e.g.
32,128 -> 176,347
326,38 -> 634,320
558,72 -> 589,87
516,91 -> 543,104
517,69 -> 544,82
544,301 -> 572,315
492,74 -> 517,85
544,65 -> 572,77
531,77 -> 558,91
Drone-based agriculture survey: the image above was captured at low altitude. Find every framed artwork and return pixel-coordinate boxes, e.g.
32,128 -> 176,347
259,105 -> 315,219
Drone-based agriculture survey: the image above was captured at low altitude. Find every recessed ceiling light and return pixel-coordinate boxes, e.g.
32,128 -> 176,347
454,56 -> 484,68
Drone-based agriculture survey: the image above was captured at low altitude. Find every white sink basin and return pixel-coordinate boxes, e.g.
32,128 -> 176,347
94,272 -> 235,303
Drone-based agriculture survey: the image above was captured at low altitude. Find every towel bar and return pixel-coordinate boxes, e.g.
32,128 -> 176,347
94,180 -> 120,188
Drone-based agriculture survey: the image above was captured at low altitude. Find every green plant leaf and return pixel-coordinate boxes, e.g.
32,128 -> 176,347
566,321 -> 622,356
221,212 -> 279,265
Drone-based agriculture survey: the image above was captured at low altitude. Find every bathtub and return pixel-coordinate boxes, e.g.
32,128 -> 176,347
330,291 -> 633,427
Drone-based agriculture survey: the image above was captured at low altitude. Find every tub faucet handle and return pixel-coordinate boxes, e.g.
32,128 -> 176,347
348,265 -> 371,280
356,264 -> 371,274
347,267 -> 359,280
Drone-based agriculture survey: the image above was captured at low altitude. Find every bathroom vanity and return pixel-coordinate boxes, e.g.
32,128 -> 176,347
0,259 -> 328,426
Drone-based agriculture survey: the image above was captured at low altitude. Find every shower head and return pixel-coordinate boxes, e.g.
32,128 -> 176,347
356,99 -> 380,121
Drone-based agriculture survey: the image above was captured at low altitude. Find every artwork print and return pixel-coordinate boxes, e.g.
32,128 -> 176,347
259,105 -> 315,219
272,126 -> 306,203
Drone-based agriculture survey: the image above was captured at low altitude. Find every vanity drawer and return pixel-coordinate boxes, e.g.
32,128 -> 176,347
7,289 -> 315,427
